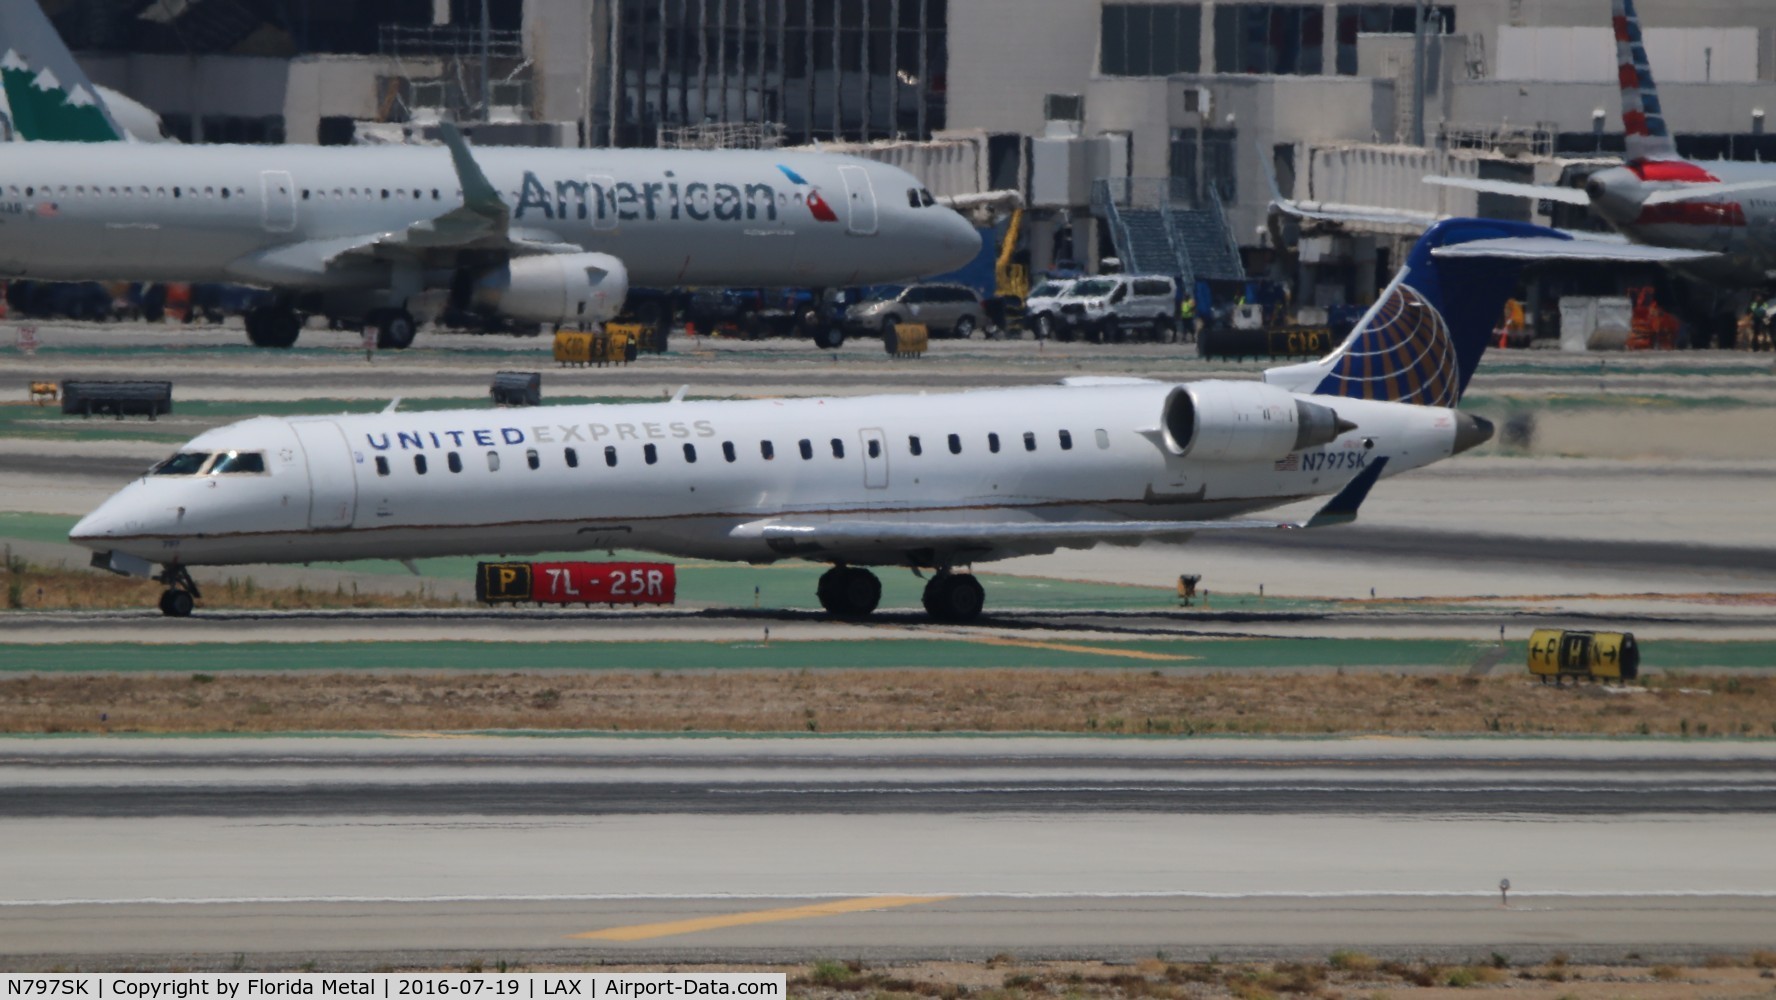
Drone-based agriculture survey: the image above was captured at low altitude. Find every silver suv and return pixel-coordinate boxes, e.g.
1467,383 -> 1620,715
844,283 -> 989,339
1024,278 -> 1076,340
1055,274 -> 1179,343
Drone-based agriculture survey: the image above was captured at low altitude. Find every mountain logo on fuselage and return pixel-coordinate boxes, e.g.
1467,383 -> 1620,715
775,165 -> 839,223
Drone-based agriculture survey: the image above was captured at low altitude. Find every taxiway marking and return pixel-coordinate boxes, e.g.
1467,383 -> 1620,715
960,635 -> 1196,662
569,894 -> 954,941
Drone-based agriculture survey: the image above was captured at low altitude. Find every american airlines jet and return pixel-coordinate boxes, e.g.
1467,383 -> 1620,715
70,218 -> 1668,621
0,5 -> 977,349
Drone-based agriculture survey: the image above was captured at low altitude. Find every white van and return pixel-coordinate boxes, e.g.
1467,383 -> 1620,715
1054,274 -> 1178,343
1023,278 -> 1076,340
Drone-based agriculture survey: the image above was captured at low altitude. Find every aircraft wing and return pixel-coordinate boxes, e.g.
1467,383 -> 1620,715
1430,237 -> 1716,262
731,460 -> 1388,559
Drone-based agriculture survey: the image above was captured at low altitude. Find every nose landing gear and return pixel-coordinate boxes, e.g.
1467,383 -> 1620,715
155,565 -> 202,618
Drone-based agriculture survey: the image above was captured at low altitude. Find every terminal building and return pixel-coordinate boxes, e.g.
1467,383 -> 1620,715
40,0 -> 1776,309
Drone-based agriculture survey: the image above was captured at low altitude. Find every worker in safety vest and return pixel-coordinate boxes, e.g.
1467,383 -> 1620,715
1178,293 -> 1198,341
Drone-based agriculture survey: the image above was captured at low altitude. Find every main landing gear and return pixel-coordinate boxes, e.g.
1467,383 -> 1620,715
244,303 -> 303,348
155,564 -> 202,618
367,308 -> 417,350
815,566 -> 986,624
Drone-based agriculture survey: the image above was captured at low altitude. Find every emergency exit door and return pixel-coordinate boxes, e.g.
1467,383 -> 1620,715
859,428 -> 888,488
260,170 -> 297,232
290,420 -> 357,529
837,165 -> 878,236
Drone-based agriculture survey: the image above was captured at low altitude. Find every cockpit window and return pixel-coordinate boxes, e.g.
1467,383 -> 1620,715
150,452 -> 212,476
209,451 -> 265,474
919,188 -> 936,207
907,188 -> 921,209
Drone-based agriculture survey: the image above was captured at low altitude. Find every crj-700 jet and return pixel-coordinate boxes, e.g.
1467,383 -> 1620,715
0,4 -> 977,349
1426,0 -> 1776,301
73,219 -> 1668,620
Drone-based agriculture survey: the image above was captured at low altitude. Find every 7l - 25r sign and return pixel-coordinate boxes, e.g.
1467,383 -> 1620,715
476,561 -> 676,606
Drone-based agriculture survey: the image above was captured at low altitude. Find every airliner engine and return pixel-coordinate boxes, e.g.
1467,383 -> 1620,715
1161,381 -> 1354,462
461,252 -> 629,326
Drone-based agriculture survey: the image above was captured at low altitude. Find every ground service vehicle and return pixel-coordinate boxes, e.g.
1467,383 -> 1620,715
1024,278 -> 1076,340
1055,274 -> 1178,343
845,284 -> 989,339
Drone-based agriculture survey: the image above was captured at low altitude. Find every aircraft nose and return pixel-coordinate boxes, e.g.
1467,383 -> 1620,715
935,208 -> 983,271
69,502 -> 125,549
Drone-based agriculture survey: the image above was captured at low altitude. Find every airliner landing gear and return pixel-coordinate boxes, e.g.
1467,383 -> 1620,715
922,571 -> 984,623
244,304 -> 302,348
369,308 -> 417,350
816,565 -> 881,618
155,565 -> 202,618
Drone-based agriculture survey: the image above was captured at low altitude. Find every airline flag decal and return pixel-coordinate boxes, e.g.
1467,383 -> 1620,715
776,165 -> 839,223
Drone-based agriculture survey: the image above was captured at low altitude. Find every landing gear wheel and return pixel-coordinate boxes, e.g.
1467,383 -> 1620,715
374,309 -> 417,350
158,589 -> 194,618
817,566 -> 882,618
922,573 -> 984,623
813,324 -> 845,349
952,315 -> 977,340
245,306 -> 301,348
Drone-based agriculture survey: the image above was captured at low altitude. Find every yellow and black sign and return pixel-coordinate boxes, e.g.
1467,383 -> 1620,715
1528,629 -> 1639,683
476,562 -> 534,603
885,322 -> 928,358
554,327 -> 641,367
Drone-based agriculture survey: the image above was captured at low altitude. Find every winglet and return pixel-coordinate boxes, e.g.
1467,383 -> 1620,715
436,122 -> 507,221
1303,457 -> 1389,529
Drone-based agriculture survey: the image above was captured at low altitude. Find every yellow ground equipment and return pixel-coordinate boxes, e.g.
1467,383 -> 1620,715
29,381 -> 58,405
995,207 -> 1029,334
884,322 -> 929,358
553,327 -> 640,367
1527,629 -> 1639,684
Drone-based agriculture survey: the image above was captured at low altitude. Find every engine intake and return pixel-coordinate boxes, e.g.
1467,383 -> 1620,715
462,252 -> 629,325
1162,381 -> 1353,462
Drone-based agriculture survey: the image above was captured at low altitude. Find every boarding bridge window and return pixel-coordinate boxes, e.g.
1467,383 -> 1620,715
527,449 -> 541,470
487,451 -> 501,472
830,438 -> 845,459
606,446 -> 619,467
1023,432 -> 1037,452
414,454 -> 428,475
799,439 -> 814,460
1095,428 -> 1111,449
151,452 -> 213,476
565,447 -> 579,468
374,456 -> 390,477
448,452 -> 463,473
909,435 -> 923,456
1100,4 -> 1202,77
1335,4 -> 1454,75
684,443 -> 698,463
948,433 -> 962,455
1213,4 -> 1323,75
988,433 -> 1000,454
723,441 -> 737,463
644,443 -> 658,465
1059,430 -> 1074,451
760,441 -> 775,460
209,451 -> 265,474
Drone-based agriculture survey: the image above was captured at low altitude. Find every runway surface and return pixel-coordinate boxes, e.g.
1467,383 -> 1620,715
4,737 -> 1775,967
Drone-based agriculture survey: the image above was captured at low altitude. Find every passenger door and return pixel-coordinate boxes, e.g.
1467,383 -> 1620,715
838,165 -> 878,236
289,420 -> 356,529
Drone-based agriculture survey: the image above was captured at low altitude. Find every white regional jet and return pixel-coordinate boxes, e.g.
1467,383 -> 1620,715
0,120 -> 977,349
72,217 -> 1659,621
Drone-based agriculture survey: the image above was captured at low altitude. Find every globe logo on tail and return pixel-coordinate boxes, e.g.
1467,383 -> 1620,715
1315,284 -> 1460,407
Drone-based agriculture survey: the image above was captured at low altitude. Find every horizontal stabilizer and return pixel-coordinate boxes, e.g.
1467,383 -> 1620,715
1303,457 -> 1389,528
1422,175 -> 1591,205
1429,237 -> 1715,262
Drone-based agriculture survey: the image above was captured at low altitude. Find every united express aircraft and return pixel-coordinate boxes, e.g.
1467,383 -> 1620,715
73,218 -> 1665,621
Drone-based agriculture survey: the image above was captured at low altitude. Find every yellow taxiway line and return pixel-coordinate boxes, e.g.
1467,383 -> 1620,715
962,635 -> 1196,662
570,895 -> 954,942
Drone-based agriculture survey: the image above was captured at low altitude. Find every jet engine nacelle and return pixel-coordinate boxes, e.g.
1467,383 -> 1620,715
465,252 -> 629,325
1161,380 -> 1352,462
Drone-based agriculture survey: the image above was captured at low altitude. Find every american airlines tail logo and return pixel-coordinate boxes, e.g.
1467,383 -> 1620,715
775,165 -> 839,223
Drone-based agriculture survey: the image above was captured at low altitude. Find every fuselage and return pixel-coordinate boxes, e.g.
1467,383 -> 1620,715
1587,158 -> 1776,285
70,382 -> 1468,570
0,142 -> 979,288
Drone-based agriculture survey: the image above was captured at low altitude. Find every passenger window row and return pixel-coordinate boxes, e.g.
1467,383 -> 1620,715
18,184 -> 246,200
369,429 -> 1112,478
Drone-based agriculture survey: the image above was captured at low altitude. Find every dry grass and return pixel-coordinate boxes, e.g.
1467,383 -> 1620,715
2,552 -> 462,611
5,668 -> 1776,735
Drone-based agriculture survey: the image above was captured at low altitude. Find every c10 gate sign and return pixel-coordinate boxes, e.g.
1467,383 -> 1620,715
476,562 -> 676,605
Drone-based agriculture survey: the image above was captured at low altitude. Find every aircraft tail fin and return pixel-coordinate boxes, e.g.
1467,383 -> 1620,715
0,1 -> 126,141
1265,218 -> 1562,407
1614,0 -> 1678,162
